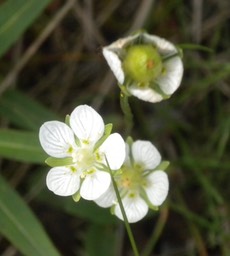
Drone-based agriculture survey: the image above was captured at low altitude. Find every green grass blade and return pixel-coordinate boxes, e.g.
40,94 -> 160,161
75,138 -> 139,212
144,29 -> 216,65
0,175 -> 60,256
0,129 -> 46,163
0,0 -> 52,57
0,90 -> 59,130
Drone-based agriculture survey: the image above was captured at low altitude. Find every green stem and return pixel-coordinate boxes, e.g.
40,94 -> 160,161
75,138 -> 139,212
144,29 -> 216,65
120,90 -> 133,136
105,158 -> 139,256
141,206 -> 169,256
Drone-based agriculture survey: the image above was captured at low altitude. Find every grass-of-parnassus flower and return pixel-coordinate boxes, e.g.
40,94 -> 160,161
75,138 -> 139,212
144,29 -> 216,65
95,139 -> 169,223
103,32 -> 183,103
39,105 -> 126,201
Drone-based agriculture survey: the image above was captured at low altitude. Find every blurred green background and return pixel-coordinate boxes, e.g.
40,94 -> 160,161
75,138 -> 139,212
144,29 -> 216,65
0,0 -> 229,255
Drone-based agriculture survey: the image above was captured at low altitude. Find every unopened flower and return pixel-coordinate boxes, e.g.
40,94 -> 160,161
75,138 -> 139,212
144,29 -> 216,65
39,105 -> 125,201
95,140 -> 169,223
103,32 -> 183,103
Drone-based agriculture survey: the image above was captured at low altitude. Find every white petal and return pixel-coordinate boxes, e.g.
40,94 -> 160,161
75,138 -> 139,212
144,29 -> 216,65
143,33 -> 177,56
106,35 -> 138,50
145,170 -> 169,206
99,133 -> 125,170
39,121 -> 76,158
156,57 -> 183,95
114,194 -> 148,223
102,48 -> 125,84
94,184 -> 116,208
132,141 -> 161,170
46,166 -> 80,196
129,86 -> 163,103
70,105 -> 104,144
80,170 -> 111,200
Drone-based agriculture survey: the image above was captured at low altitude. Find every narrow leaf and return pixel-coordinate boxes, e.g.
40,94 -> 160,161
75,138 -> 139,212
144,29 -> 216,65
0,129 -> 46,163
0,175 -> 60,256
0,0 -> 52,57
0,90 -> 59,130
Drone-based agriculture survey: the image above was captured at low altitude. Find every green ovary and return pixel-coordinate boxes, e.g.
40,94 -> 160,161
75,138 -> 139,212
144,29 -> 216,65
123,44 -> 163,84
118,165 -> 145,192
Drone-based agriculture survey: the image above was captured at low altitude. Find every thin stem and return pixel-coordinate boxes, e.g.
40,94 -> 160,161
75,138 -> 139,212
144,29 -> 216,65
141,206 -> 169,256
105,157 -> 139,256
120,91 -> 133,136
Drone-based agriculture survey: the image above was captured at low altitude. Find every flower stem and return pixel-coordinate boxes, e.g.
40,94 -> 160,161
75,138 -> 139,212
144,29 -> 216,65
141,206 -> 169,256
105,158 -> 139,256
120,91 -> 133,136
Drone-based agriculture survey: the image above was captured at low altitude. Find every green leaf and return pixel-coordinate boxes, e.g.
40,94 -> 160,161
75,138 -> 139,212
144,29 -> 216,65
0,129 -> 46,163
84,224 -> 117,256
0,175 -> 60,256
40,193 -> 116,225
45,157 -> 74,167
0,90 -> 59,130
0,0 -> 52,57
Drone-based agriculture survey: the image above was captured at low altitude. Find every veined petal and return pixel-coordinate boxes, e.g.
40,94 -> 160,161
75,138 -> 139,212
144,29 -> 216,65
39,121 -> 76,158
145,170 -> 169,206
114,193 -> 148,223
94,184 -> 116,208
70,105 -> 104,144
128,86 -> 163,103
46,166 -> 80,196
99,133 -> 125,170
132,141 -> 161,170
143,33 -> 178,56
156,57 -> 183,95
102,48 -> 124,84
80,170 -> 111,200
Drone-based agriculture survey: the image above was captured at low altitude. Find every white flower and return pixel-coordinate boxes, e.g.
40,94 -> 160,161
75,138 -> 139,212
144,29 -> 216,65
103,32 -> 183,103
95,140 -> 169,223
39,105 -> 126,200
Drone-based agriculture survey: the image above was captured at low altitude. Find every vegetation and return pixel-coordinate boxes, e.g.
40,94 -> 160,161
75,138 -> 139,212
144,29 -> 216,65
0,0 -> 229,255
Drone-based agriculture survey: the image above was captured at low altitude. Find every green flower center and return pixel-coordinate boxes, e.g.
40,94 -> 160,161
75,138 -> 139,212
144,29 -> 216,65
117,164 -> 146,192
72,147 -> 102,172
123,44 -> 163,85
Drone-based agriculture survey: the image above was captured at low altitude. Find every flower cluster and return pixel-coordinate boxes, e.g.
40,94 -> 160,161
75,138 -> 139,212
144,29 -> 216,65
39,32 -> 183,223
95,140 -> 169,223
103,32 -> 183,103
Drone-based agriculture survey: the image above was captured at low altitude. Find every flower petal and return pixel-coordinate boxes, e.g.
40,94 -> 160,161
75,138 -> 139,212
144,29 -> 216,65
156,57 -> 183,95
143,33 -> 177,56
128,86 -> 163,103
114,193 -> 148,223
145,170 -> 169,206
46,166 -> 80,196
132,140 -> 161,170
99,133 -> 125,170
39,121 -> 76,158
102,48 -> 125,84
94,184 -> 116,208
70,105 -> 104,144
80,170 -> 111,200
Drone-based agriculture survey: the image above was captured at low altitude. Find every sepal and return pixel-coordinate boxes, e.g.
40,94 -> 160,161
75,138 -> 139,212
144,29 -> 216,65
72,191 -> 81,202
45,157 -> 74,167
93,123 -> 113,151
